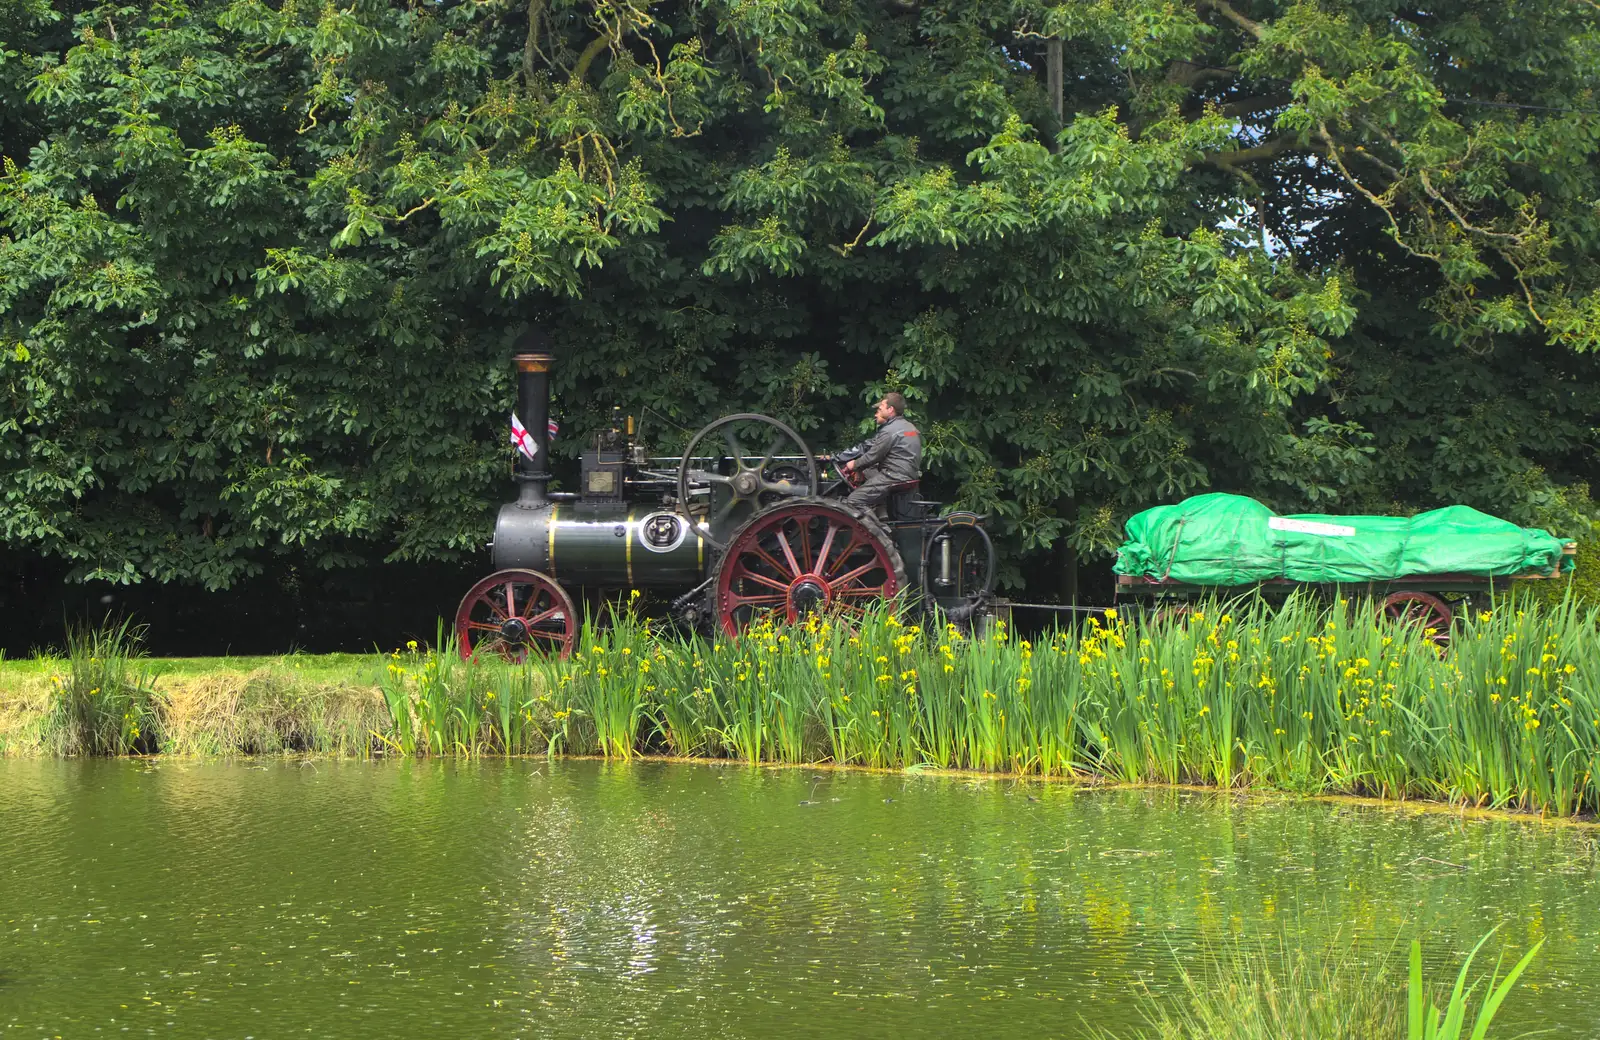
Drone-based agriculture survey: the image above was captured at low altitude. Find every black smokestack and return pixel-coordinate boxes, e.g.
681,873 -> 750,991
513,328 -> 554,504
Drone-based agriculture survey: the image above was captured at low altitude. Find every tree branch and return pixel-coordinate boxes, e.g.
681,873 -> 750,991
383,198 -> 436,223
1166,59 -> 1237,90
1316,122 -> 1438,261
1349,144 -> 1402,180
571,32 -> 611,83
1208,135 -> 1316,168
1218,93 -> 1290,119
831,210 -> 876,256
1198,0 -> 1266,39
523,0 -> 544,88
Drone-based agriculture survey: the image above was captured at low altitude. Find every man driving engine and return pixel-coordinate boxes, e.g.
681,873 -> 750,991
840,392 -> 921,510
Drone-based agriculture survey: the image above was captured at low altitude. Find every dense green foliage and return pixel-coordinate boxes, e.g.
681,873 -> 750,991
4,0 -> 1599,591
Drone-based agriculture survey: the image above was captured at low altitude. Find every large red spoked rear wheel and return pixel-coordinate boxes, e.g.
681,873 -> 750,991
454,569 -> 578,661
715,501 -> 906,637
1381,591 -> 1453,647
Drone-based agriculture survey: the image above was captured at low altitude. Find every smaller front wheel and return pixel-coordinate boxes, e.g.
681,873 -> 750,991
455,569 -> 578,661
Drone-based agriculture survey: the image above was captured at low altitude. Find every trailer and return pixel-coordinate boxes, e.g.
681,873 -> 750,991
1110,493 -> 1577,641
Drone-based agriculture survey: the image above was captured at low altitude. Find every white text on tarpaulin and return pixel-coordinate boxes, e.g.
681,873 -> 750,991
1268,517 -> 1357,537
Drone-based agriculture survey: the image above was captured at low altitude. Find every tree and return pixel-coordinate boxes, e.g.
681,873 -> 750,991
2,0 -> 1596,598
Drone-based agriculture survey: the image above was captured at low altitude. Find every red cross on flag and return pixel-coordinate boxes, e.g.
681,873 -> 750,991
510,412 -> 538,460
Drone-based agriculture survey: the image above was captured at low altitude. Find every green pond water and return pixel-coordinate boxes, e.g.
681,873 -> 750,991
1,760 -> 1597,1038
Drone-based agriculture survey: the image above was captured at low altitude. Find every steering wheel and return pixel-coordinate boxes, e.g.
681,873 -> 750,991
676,413 -> 819,549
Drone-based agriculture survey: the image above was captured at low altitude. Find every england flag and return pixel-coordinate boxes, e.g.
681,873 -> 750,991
510,413 -> 538,459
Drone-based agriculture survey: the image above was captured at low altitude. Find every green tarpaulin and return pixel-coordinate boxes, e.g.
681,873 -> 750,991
1114,493 -> 1573,586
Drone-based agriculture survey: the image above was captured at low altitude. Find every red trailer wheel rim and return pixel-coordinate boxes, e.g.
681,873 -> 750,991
1153,602 -> 1190,625
716,504 -> 900,637
1381,591 -> 1453,647
454,569 -> 577,661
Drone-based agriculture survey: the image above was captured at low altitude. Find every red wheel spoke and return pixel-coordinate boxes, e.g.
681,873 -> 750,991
812,522 -> 839,577
774,528 -> 803,578
824,530 -> 860,577
727,593 -> 786,607
733,569 -> 791,594
1381,592 -> 1452,648
456,569 -> 577,662
525,605 -> 562,626
715,504 -> 900,638
474,593 -> 509,621
831,560 -> 884,589
748,546 -> 793,579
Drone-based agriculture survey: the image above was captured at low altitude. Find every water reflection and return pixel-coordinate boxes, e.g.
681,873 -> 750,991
0,759 -> 1596,1037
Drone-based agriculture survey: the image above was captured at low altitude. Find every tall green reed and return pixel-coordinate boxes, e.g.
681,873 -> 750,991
646,633 -> 717,756
1408,929 -> 1543,1040
564,598 -> 655,759
1101,927 -> 1540,1040
1104,935 -> 1403,1040
485,660 -> 542,756
47,618 -> 159,755
377,624 -> 555,756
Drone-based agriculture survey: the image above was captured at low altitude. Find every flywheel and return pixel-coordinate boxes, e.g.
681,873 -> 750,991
675,413 -> 819,549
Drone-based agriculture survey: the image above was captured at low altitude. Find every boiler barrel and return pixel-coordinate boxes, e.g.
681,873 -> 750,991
492,500 -> 705,588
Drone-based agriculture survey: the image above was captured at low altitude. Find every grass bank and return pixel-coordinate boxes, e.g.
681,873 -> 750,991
0,638 -> 387,756
6,597 -> 1600,816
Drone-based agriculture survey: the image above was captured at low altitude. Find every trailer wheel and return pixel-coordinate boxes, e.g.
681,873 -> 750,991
1380,591 -> 1453,648
455,569 -> 578,661
714,501 -> 905,637
1152,601 -> 1191,625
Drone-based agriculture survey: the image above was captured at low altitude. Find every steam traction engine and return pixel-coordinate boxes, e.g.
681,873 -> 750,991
453,352 -> 995,659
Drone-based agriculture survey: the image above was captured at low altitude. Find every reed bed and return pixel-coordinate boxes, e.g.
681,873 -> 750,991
370,593 -> 1600,818
8,595 -> 1600,819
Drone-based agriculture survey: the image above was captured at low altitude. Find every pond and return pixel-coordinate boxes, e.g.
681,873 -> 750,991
0,759 -> 1595,1038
